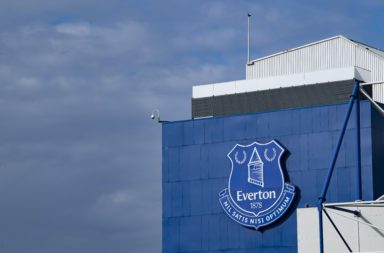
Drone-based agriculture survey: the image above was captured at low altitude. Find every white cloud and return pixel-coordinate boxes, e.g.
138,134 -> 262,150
16,77 -> 40,89
56,23 -> 91,36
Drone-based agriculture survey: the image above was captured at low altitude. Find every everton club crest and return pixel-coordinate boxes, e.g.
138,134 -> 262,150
219,140 -> 295,229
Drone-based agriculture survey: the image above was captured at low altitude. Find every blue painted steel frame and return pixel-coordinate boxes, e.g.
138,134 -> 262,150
356,87 -> 362,201
317,80 -> 361,253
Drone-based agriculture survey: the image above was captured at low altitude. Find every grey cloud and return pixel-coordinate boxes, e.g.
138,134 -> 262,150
0,1 -> 382,252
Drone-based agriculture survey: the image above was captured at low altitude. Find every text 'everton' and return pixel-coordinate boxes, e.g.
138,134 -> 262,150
236,190 -> 276,201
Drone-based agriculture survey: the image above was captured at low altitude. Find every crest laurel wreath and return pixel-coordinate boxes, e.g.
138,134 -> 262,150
264,148 -> 276,162
235,151 -> 247,164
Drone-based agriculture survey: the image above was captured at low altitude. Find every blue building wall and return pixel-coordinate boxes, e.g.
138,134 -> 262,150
162,101 -> 381,253
371,103 -> 384,199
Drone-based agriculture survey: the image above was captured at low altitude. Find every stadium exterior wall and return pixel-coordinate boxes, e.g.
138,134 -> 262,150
162,100 -> 383,253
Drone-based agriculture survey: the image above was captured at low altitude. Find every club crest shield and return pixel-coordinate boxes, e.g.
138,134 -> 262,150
219,140 -> 295,229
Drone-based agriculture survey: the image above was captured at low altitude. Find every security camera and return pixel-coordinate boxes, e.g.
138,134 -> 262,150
151,109 -> 168,123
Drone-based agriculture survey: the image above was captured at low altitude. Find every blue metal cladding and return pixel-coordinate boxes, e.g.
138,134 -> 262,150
162,101 -> 379,253
371,102 -> 384,199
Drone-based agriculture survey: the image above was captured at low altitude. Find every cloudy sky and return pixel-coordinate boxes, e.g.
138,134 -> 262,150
0,0 -> 384,252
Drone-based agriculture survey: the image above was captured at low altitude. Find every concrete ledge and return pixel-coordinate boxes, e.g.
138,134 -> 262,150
192,67 -> 371,99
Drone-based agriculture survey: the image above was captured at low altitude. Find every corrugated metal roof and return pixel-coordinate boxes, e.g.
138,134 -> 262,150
248,35 -> 384,64
349,38 -> 384,58
245,35 -> 384,103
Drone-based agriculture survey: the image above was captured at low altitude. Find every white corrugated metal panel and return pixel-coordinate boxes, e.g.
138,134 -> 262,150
355,45 -> 384,82
245,35 -> 384,103
355,67 -> 371,82
297,201 -> 384,253
246,36 -> 355,80
352,39 -> 384,58
297,208 -> 320,253
357,204 -> 384,252
323,207 -> 360,253
373,83 -> 384,102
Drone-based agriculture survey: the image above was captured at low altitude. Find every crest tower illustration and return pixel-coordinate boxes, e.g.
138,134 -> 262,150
248,147 -> 264,187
